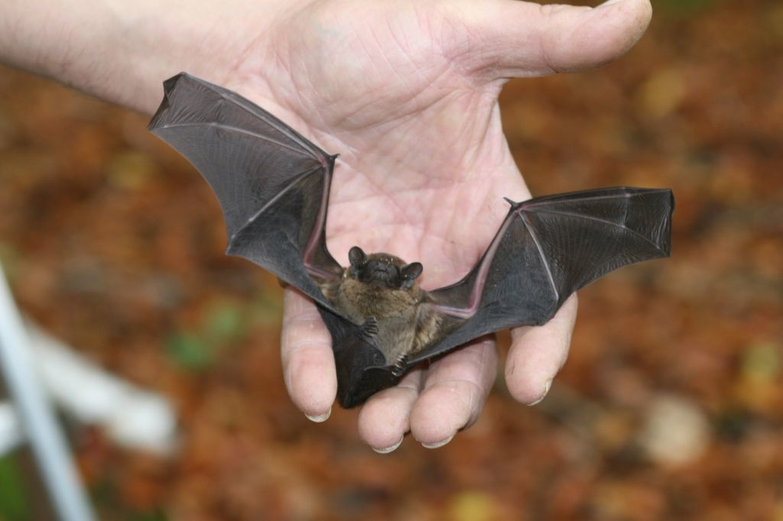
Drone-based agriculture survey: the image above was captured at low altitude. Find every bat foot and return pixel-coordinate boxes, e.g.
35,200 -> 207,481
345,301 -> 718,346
391,354 -> 408,377
360,317 -> 380,338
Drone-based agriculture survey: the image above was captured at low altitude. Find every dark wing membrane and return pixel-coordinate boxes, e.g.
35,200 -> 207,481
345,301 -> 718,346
410,187 -> 673,365
148,73 -> 342,308
517,187 -> 673,305
315,304 -> 401,408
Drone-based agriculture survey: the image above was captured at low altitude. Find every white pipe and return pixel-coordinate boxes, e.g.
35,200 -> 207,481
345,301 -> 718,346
26,322 -> 178,455
0,402 -> 24,456
0,264 -> 96,521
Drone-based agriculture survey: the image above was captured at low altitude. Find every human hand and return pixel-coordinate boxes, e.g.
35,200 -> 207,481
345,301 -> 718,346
242,0 -> 652,451
0,0 -> 652,451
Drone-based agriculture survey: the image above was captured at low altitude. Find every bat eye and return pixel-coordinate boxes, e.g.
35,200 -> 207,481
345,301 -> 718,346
348,246 -> 367,269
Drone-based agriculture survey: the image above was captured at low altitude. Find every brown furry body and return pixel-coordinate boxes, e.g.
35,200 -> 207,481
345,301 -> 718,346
323,250 -> 443,366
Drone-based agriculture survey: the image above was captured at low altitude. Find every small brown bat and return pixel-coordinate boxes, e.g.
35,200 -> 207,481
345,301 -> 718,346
324,248 -> 443,372
148,73 -> 674,407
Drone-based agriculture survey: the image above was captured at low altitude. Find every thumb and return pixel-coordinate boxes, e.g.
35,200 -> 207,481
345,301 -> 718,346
463,0 -> 652,78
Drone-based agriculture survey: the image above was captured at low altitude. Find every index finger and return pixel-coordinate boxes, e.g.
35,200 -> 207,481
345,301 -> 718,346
505,294 -> 578,404
280,288 -> 336,420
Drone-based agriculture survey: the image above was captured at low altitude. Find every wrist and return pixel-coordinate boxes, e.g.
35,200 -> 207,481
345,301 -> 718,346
0,0 -> 295,114
103,0 -> 270,113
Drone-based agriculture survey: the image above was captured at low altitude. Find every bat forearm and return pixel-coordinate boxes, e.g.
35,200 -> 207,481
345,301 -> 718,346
0,0 -> 297,114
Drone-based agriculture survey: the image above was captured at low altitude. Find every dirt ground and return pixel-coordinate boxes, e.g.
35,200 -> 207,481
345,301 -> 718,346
0,0 -> 781,519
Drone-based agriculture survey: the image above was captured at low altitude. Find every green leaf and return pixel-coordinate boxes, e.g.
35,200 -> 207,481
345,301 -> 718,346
656,0 -> 721,18
204,301 -> 245,343
249,291 -> 284,327
0,456 -> 29,521
130,509 -> 169,521
165,332 -> 213,371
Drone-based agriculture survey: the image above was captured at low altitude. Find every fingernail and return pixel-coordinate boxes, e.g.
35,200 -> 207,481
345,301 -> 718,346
373,436 -> 404,454
422,434 -> 454,449
600,0 -> 627,6
528,379 -> 553,406
305,408 -> 331,423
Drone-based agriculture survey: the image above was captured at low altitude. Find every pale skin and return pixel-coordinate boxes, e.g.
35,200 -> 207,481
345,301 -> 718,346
1,0 -> 652,451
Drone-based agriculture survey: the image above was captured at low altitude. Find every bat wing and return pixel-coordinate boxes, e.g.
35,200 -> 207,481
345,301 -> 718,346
407,187 -> 674,365
148,73 -> 342,309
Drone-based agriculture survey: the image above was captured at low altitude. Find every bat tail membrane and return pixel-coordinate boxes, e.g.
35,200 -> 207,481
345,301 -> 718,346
316,305 -> 402,408
148,73 -> 342,309
414,187 -> 674,365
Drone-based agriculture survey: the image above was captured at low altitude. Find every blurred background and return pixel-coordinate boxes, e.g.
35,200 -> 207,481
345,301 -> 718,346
0,0 -> 781,519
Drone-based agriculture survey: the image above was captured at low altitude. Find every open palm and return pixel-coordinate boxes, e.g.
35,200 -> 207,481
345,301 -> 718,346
218,0 -> 652,451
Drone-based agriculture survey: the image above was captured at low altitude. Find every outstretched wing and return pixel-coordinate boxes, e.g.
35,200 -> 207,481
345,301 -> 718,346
148,73 -> 342,308
407,187 -> 674,365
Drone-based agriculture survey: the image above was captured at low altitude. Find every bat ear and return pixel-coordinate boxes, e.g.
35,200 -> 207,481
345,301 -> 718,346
401,262 -> 423,286
348,246 -> 367,269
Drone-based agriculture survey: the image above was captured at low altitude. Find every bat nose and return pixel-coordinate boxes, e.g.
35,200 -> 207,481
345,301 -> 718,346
371,264 -> 393,275
366,263 -> 397,285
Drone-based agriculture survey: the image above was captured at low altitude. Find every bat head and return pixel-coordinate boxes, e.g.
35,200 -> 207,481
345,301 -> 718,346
348,247 -> 423,290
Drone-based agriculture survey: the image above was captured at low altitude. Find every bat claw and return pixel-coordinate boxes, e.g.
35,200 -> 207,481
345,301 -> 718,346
391,354 -> 408,377
361,317 -> 380,338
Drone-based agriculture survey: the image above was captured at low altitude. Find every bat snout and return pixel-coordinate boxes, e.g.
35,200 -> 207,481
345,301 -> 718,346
370,266 -> 394,280
360,262 -> 401,288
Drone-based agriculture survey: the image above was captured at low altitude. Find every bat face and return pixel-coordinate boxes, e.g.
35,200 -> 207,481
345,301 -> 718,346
348,247 -> 423,291
149,74 -> 674,408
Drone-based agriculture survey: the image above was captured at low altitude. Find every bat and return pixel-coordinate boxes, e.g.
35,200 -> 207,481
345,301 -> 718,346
148,73 -> 674,408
